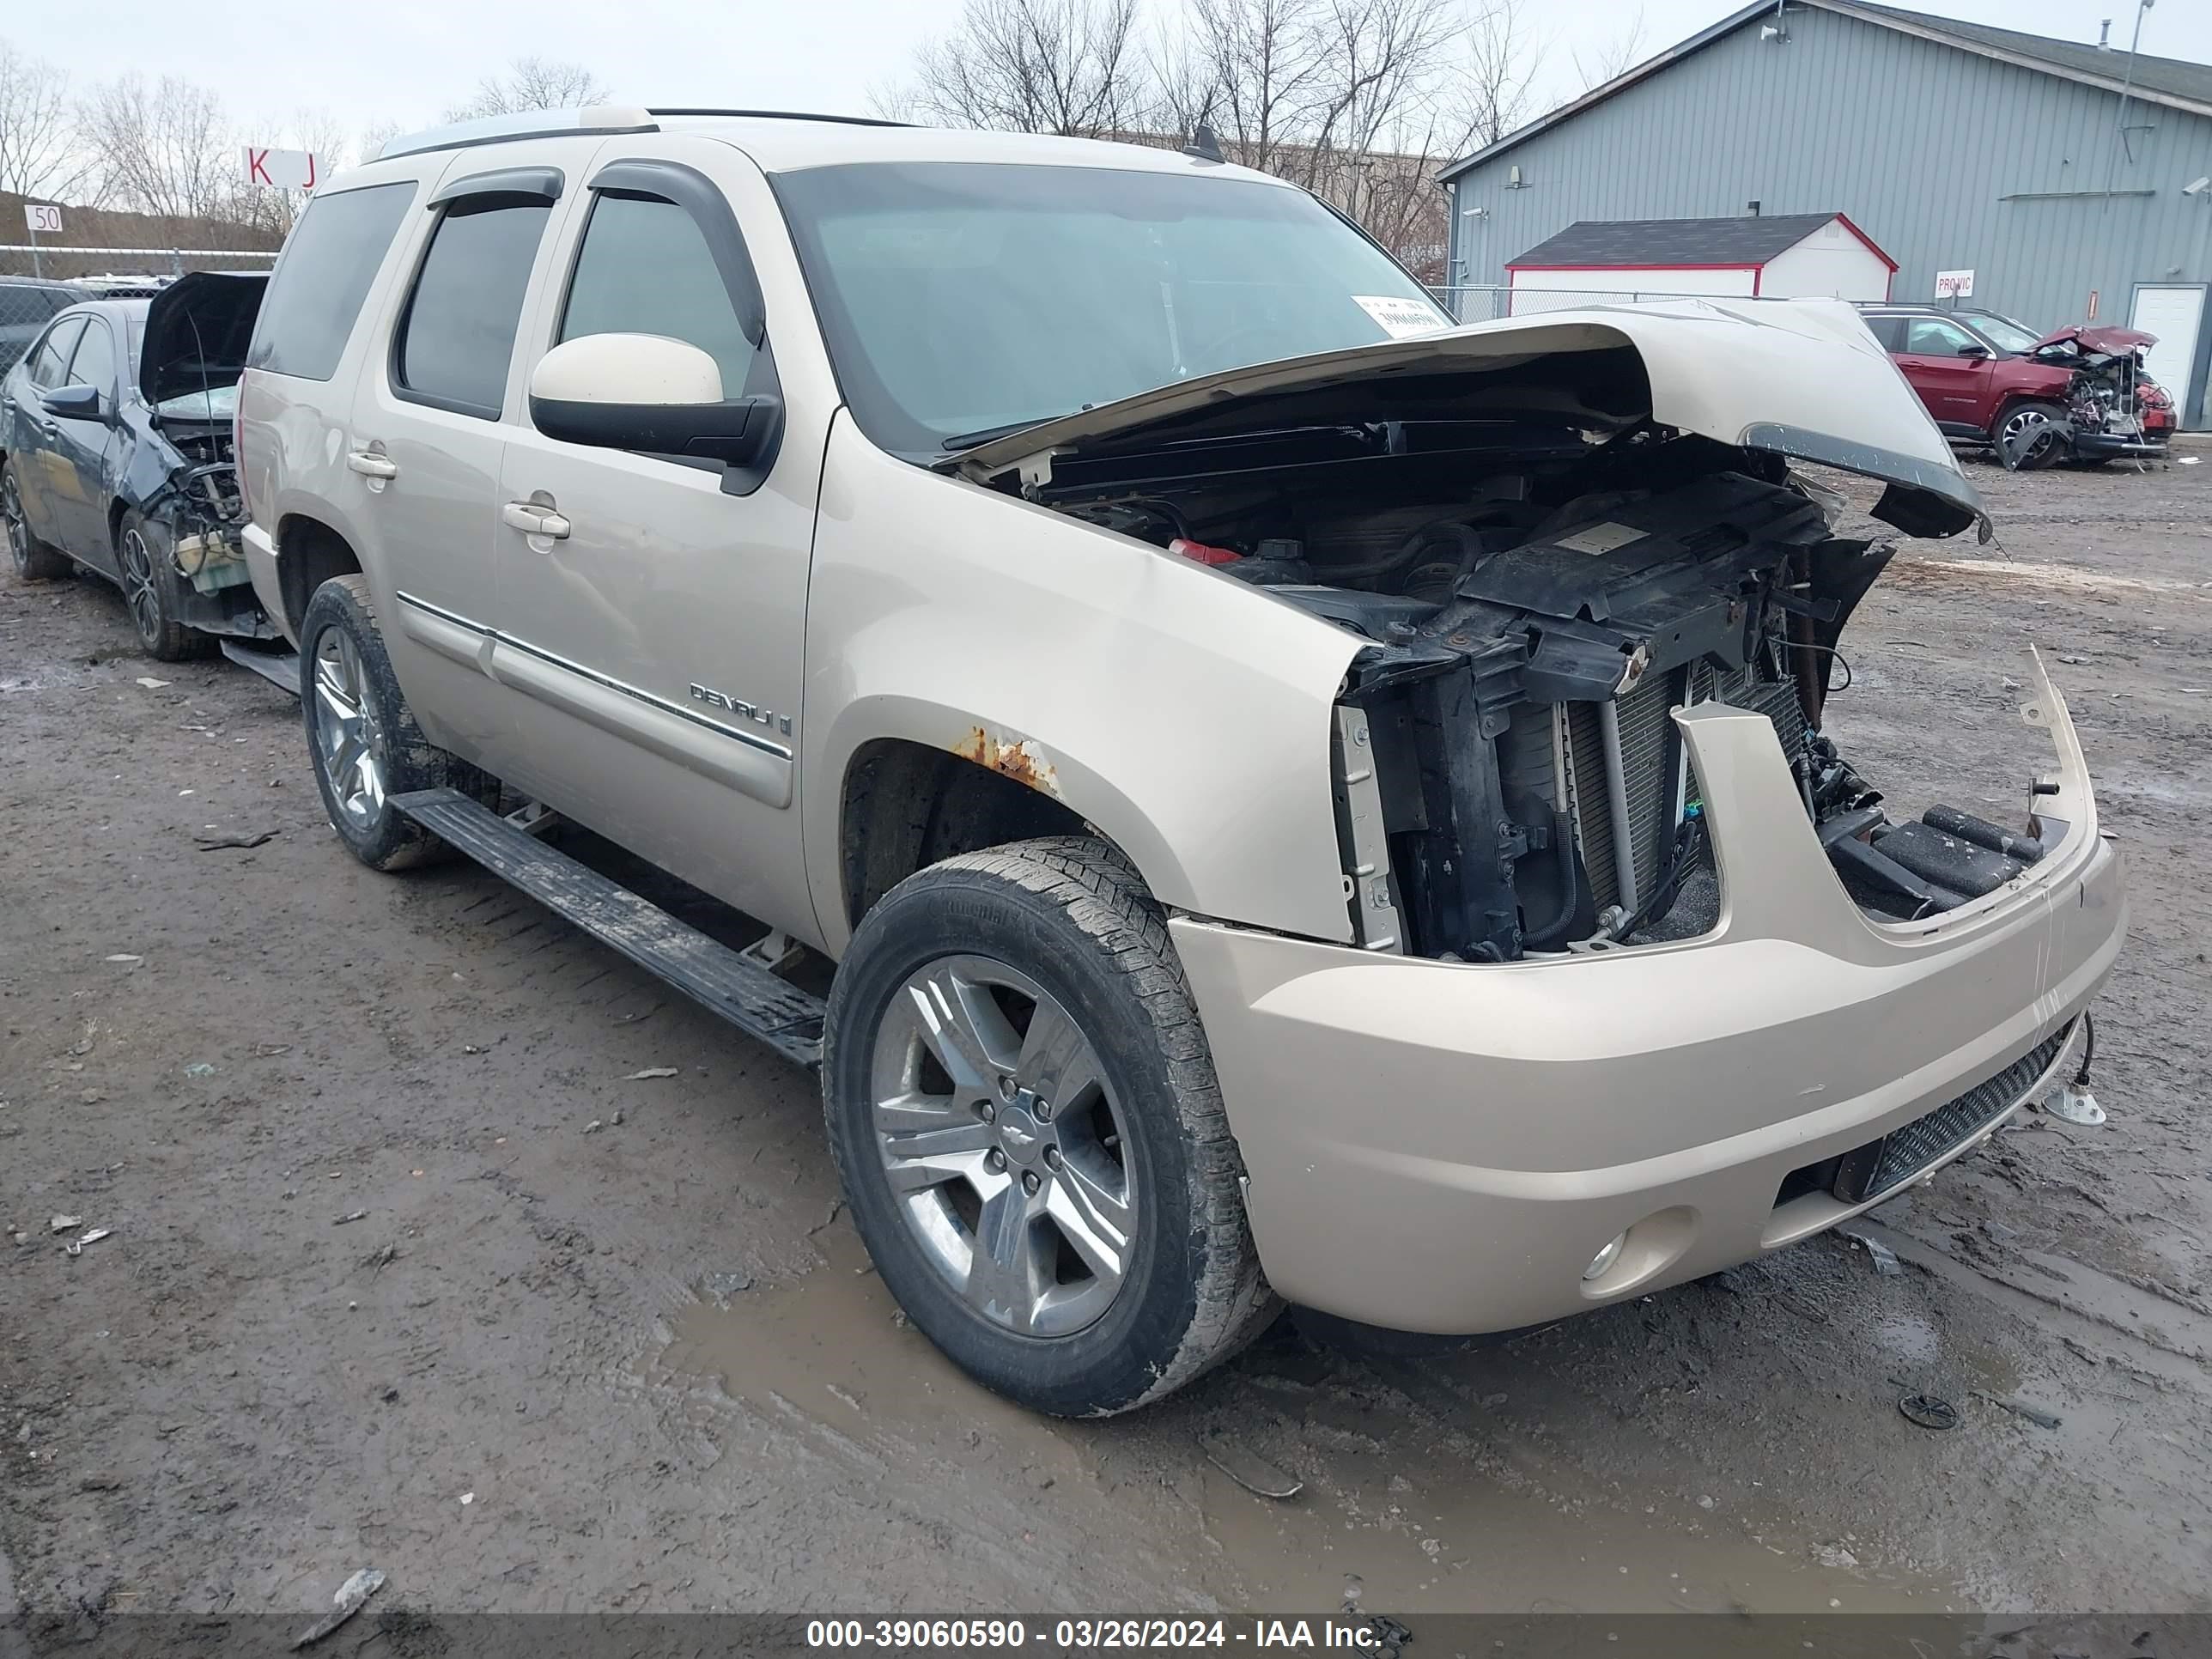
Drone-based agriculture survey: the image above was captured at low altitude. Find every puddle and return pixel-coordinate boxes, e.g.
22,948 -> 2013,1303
657,1227 -> 1958,1613
1871,1311 -> 1942,1368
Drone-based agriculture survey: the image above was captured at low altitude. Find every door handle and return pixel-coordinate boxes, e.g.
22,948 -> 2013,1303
346,451 -> 398,480
501,501 -> 571,541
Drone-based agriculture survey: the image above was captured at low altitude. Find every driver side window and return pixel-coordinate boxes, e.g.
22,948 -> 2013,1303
560,193 -> 756,397
25,318 -> 85,389
1905,318 -> 1975,356
64,319 -> 118,405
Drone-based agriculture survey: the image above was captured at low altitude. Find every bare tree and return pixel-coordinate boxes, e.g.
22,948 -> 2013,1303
446,56 -> 611,121
0,40 -> 88,202
1174,0 -> 1328,180
907,0 -> 1148,138
1145,13 -> 1223,144
1304,0 -> 1462,204
79,74 -> 234,220
1571,6 -> 1645,93
1449,0 -> 1540,152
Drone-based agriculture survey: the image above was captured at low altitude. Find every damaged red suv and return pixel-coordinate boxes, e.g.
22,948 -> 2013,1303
1859,304 -> 2172,470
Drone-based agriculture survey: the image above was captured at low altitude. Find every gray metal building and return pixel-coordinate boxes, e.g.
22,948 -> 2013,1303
1439,0 -> 2212,428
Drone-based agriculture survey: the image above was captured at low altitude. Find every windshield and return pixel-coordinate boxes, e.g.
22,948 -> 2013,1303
1965,312 -> 2041,353
153,382 -> 239,422
773,161 -> 1449,455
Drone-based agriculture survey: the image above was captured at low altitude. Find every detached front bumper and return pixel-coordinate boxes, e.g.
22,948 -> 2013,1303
1173,655 -> 2125,1334
2073,429 -> 2170,459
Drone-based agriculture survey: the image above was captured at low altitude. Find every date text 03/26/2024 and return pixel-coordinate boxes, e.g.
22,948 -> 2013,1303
806,1620 -> 1391,1650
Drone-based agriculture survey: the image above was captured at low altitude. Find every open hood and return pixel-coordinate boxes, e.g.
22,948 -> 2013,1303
140,271 -> 267,410
2034,323 -> 2155,356
951,297 -> 1988,539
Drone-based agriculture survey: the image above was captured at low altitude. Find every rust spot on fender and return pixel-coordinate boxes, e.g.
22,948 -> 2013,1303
956,727 -> 1062,798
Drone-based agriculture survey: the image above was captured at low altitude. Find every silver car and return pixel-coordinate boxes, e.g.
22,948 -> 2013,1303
234,106 -> 2124,1414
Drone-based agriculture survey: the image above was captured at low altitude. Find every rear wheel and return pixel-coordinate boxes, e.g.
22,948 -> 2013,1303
823,837 -> 1277,1415
1994,402 -> 2067,471
301,573 -> 493,871
116,509 -> 216,660
2,461 -> 70,580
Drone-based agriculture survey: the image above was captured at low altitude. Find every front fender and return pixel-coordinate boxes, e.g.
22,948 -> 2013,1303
801,414 -> 1361,957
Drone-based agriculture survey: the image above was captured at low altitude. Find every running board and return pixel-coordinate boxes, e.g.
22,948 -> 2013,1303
220,640 -> 301,695
392,787 -> 825,1066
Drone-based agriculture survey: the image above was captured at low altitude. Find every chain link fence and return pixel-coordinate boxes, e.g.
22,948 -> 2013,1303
1431,284 -> 1794,322
1,241 -> 280,375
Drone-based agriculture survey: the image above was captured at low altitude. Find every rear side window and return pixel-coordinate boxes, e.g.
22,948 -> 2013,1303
560,194 -> 755,395
249,180 -> 416,381
25,317 -> 85,388
394,199 -> 552,418
65,318 -> 117,399
1863,315 -> 1905,352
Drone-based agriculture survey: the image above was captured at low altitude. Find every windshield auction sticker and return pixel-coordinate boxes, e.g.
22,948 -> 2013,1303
1352,295 -> 1450,337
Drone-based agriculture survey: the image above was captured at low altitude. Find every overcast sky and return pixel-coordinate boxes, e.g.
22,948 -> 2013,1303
12,0 -> 2210,161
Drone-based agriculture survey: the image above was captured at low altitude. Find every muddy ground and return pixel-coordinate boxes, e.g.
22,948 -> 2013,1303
3,452 -> 2210,1640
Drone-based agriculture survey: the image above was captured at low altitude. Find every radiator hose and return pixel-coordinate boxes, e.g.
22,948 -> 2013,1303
1520,811 -> 1582,950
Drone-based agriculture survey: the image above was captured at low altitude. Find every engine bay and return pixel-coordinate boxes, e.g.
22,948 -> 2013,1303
1034,420 -> 2051,962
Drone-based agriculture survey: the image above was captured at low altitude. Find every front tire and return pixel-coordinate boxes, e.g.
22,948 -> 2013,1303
3,461 -> 70,581
116,509 -> 216,660
300,573 -> 493,871
1994,401 -> 2067,471
823,837 -> 1277,1415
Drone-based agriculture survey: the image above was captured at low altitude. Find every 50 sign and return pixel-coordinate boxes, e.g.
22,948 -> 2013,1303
22,204 -> 63,234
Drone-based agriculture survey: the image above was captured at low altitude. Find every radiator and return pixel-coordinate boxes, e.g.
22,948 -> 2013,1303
1564,665 -> 1808,915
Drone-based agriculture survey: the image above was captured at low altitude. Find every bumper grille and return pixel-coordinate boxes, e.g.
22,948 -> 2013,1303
1832,1023 -> 2074,1204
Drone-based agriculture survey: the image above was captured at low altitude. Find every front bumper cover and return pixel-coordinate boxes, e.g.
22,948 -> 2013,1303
1173,653 -> 2125,1334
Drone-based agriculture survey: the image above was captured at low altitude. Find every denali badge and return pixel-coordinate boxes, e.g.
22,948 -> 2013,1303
690,683 -> 793,736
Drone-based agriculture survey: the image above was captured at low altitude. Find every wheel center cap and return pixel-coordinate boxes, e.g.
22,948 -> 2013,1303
997,1098 -> 1047,1164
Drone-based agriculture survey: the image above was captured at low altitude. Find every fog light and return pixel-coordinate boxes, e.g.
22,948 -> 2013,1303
1583,1231 -> 1628,1281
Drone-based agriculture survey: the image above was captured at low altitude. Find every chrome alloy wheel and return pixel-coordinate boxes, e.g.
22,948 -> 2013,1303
2,471 -> 27,574
117,524 -> 164,644
1999,405 -> 2061,470
311,627 -> 387,830
870,955 -> 1135,1337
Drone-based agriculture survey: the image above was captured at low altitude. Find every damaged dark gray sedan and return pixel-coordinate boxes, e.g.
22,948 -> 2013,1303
1,272 -> 274,660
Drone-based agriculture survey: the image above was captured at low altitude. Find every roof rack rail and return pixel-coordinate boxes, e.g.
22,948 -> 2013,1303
376,106 -> 659,161
647,107 -> 914,129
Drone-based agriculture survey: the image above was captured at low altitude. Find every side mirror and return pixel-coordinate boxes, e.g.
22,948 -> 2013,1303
1956,343 -> 1991,359
527,333 -> 775,470
40,383 -> 106,422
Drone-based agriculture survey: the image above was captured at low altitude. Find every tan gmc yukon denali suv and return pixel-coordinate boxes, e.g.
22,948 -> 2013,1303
234,106 -> 2125,1416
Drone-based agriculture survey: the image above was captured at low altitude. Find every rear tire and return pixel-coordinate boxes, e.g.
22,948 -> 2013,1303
3,461 -> 70,581
1994,401 -> 2067,471
300,573 -> 494,872
823,836 -> 1277,1415
116,509 -> 216,660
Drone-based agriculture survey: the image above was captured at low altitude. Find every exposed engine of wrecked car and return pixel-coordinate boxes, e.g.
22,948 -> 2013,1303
1030,411 -> 2044,963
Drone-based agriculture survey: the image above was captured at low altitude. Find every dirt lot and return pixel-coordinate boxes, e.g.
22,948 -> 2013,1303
3,453 -> 2210,1640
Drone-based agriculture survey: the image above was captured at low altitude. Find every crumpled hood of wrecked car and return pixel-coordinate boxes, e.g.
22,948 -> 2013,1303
952,296 -> 1987,538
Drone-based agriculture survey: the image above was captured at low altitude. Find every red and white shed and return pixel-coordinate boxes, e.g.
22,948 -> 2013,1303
1504,213 -> 1896,313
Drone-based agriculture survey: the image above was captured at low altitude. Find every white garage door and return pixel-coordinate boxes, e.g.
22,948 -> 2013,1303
2130,284 -> 2205,417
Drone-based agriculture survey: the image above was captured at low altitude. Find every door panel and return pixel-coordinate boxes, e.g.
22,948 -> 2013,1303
1895,316 -> 1993,427
490,134 -> 826,942
49,314 -> 123,568
341,139 -> 590,772
11,316 -> 85,550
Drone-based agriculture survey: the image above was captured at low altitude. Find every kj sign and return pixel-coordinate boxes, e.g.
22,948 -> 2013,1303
242,147 -> 322,191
